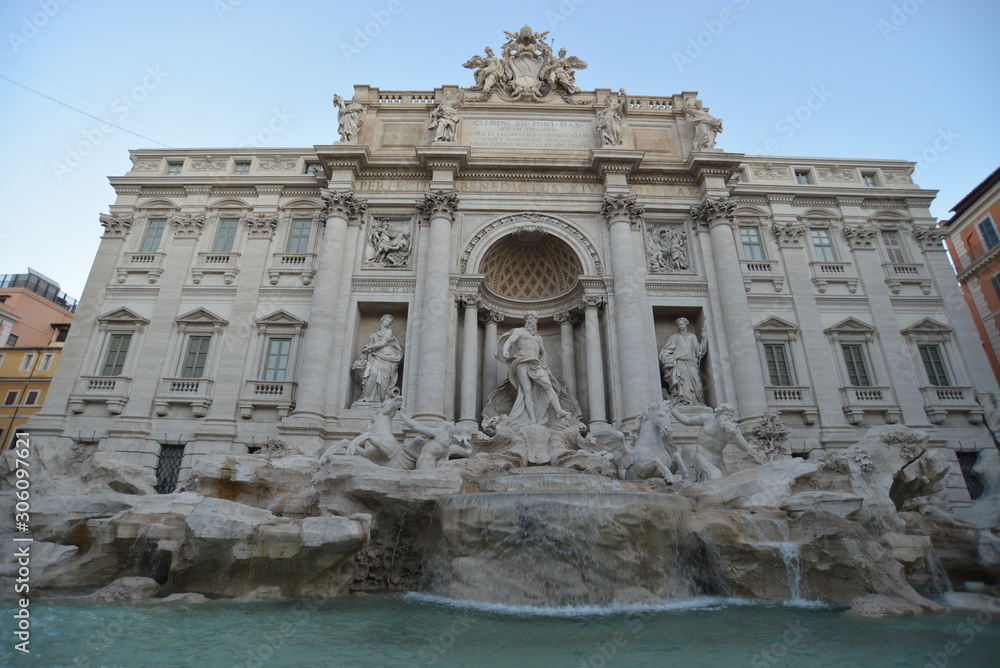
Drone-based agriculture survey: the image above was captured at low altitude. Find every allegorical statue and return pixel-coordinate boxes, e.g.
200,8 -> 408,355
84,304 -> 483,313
686,99 -> 723,151
428,90 -> 463,142
333,93 -> 365,142
462,46 -> 508,95
596,91 -> 626,146
659,317 -> 707,406
670,403 -> 763,481
356,314 -> 403,403
541,47 -> 588,95
495,311 -> 570,426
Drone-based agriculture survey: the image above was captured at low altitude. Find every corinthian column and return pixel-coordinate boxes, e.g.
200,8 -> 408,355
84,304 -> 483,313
692,197 -> 767,417
583,296 -> 609,428
413,191 -> 459,421
480,309 -> 503,400
458,294 -> 481,428
602,194 -> 661,424
291,189 -> 366,421
554,311 -> 579,398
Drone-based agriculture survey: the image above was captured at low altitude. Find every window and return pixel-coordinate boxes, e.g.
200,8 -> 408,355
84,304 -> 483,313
166,161 -> 183,175
979,217 -> 1000,250
993,274 -> 1000,301
794,170 -> 813,185
263,337 -> 292,381
155,444 -> 186,494
881,230 -> 907,264
6,334 -> 18,347
180,336 -> 211,378
841,344 -> 873,386
763,343 -> 794,386
40,354 -> 53,371
25,390 -> 39,405
19,354 -> 35,372
55,326 -> 69,343
862,172 -> 879,187
233,161 -> 251,174
287,219 -> 312,254
101,333 -> 132,376
810,228 -> 837,262
739,226 -> 765,260
212,218 -> 240,253
918,344 -> 951,386
139,218 -> 167,253
4,391 -> 18,406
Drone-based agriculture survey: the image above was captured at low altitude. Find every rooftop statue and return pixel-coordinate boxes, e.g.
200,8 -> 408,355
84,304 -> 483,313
428,90 -> 464,142
686,99 -> 723,151
333,93 -> 365,142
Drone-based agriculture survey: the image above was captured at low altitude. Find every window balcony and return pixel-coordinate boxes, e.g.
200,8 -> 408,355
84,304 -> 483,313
739,258 -> 784,292
192,252 -> 240,285
239,380 -> 296,418
809,261 -> 858,294
117,252 -> 165,284
883,263 -> 931,295
153,377 -> 214,417
764,385 -> 818,424
69,375 -> 132,414
268,253 -> 317,285
919,385 -> 983,425
839,385 -> 900,425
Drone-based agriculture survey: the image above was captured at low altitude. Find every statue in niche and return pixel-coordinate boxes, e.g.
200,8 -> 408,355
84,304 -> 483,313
367,220 -> 411,267
596,91 -> 626,146
686,99 -> 723,151
333,93 -> 365,142
355,314 -> 404,404
495,311 -> 571,426
428,90 -> 463,142
541,47 -> 588,95
659,318 -> 707,406
463,46 -> 508,95
323,391 -> 414,470
670,403 -> 763,481
398,410 -> 474,470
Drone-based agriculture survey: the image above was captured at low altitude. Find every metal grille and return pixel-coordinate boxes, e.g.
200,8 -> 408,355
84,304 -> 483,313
956,451 -> 984,501
155,444 -> 186,494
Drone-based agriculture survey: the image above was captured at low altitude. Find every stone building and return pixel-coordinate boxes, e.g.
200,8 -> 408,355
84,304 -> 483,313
29,27 -> 998,503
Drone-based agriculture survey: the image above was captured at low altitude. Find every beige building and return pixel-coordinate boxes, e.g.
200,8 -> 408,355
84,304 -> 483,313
30,28 -> 998,502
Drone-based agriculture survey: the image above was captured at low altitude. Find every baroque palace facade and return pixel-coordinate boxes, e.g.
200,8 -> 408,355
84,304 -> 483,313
30,27 -> 999,503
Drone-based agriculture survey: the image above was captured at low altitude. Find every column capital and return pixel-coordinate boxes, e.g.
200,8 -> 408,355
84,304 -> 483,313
169,212 -> 206,239
554,311 -> 580,326
479,309 -> 504,325
418,191 -> 459,222
912,225 -> 947,252
690,197 -> 736,230
582,295 -> 606,310
771,221 -> 807,248
601,194 -> 644,229
320,189 -> 367,223
843,222 -> 879,250
245,212 -> 278,240
100,213 -> 133,239
457,293 -> 482,309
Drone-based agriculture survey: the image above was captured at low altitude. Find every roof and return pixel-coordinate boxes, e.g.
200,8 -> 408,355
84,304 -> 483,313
948,165 -> 1000,221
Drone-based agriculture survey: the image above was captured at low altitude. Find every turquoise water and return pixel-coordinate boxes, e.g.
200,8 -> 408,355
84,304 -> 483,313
3,594 -> 999,667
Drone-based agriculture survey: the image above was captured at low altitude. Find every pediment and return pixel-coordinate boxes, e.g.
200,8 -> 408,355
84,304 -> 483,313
256,310 -> 308,327
97,307 -> 149,325
901,318 -> 953,338
824,317 -> 875,335
176,308 -> 228,326
754,316 -> 799,333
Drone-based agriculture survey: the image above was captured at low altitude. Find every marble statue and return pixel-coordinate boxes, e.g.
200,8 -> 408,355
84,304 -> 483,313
671,403 -> 762,481
356,315 -> 404,403
428,90 -> 463,142
333,93 -> 365,142
463,46 -> 507,95
328,391 -> 414,470
495,311 -> 571,426
659,318 -> 707,406
686,99 -> 723,151
647,227 -> 689,272
588,400 -> 688,483
398,410 -> 474,470
596,92 -> 626,146
542,47 -> 587,95
367,220 -> 411,266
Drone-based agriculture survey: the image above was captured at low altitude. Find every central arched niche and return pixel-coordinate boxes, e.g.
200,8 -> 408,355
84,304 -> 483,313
480,229 -> 583,302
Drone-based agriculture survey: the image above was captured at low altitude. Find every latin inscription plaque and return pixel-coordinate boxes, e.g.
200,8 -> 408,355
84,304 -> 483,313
462,119 -> 594,150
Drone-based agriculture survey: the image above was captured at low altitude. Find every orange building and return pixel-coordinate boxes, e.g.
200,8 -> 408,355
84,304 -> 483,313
0,346 -> 63,448
942,166 -> 1000,385
0,269 -> 76,348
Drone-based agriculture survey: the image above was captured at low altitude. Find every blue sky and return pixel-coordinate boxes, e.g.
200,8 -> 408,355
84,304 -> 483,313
1,0 -> 998,299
